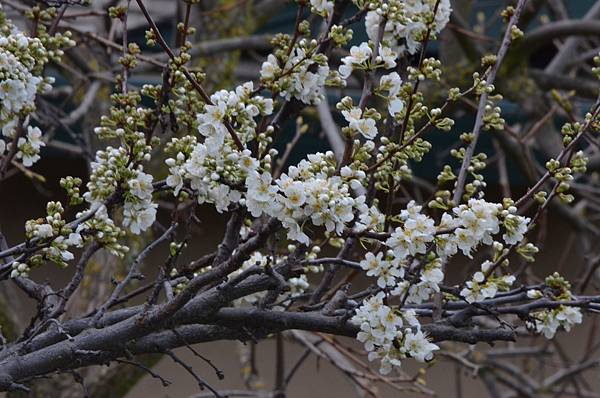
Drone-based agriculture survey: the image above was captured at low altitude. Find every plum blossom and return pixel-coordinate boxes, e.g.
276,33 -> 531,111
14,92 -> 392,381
260,54 -> 279,80
532,306 -> 582,339
309,0 -> 333,15
502,213 -> 530,245
121,169 -> 157,234
195,81 -> 273,155
342,107 -> 378,140
365,0 -> 452,55
243,152 -> 368,244
380,72 -> 405,116
360,251 -> 405,288
339,42 -> 372,79
16,125 -> 45,167
386,201 -> 435,259
123,202 -> 157,235
402,329 -> 439,362
354,204 -> 385,232
451,199 -> 501,257
352,292 -> 438,374
460,261 -> 516,303
36,224 -> 54,239
262,48 -> 329,105
378,45 -> 397,69
0,17 -> 72,170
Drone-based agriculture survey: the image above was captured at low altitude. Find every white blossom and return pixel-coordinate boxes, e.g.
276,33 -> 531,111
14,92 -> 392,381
260,54 -> 280,80
460,261 -> 515,303
36,224 -> 54,238
386,201 -> 435,259
365,0 -> 452,55
352,291 -> 438,374
502,213 -> 530,245
310,0 -> 333,15
342,107 -> 378,140
402,329 -> 439,362
378,45 -> 397,69
339,42 -> 372,79
123,201 -> 157,234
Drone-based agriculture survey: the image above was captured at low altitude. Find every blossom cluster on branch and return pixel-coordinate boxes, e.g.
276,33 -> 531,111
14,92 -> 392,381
1,0 -> 600,392
0,5 -> 72,168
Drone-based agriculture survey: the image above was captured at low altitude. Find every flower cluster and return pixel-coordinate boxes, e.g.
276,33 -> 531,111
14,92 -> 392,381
196,81 -> 273,154
386,201 -> 436,259
364,0 -> 452,55
352,292 -> 439,374
83,146 -> 126,205
340,100 -> 380,140
85,88 -> 164,235
15,124 -> 44,166
339,42 -> 397,80
502,211 -> 530,245
460,260 -> 515,303
261,44 -> 330,105
527,273 -> 583,338
84,146 -> 157,235
434,199 -> 530,262
77,205 -> 128,257
12,202 -> 83,277
123,169 -> 157,234
166,82 -> 276,212
0,33 -> 46,166
0,7 -> 73,168
165,83 -> 275,212
379,72 -> 405,117
393,257 -> 444,304
360,251 -> 405,289
356,198 -> 532,305
245,152 -> 368,244
0,33 -> 44,118
437,199 -> 501,258
532,305 -> 583,339
10,262 -> 31,278
165,137 -> 251,212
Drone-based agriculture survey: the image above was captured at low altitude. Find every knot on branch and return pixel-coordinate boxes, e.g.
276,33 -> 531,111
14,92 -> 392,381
321,286 -> 350,316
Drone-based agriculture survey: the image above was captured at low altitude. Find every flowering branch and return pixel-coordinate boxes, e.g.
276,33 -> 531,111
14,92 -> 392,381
1,0 -> 600,395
